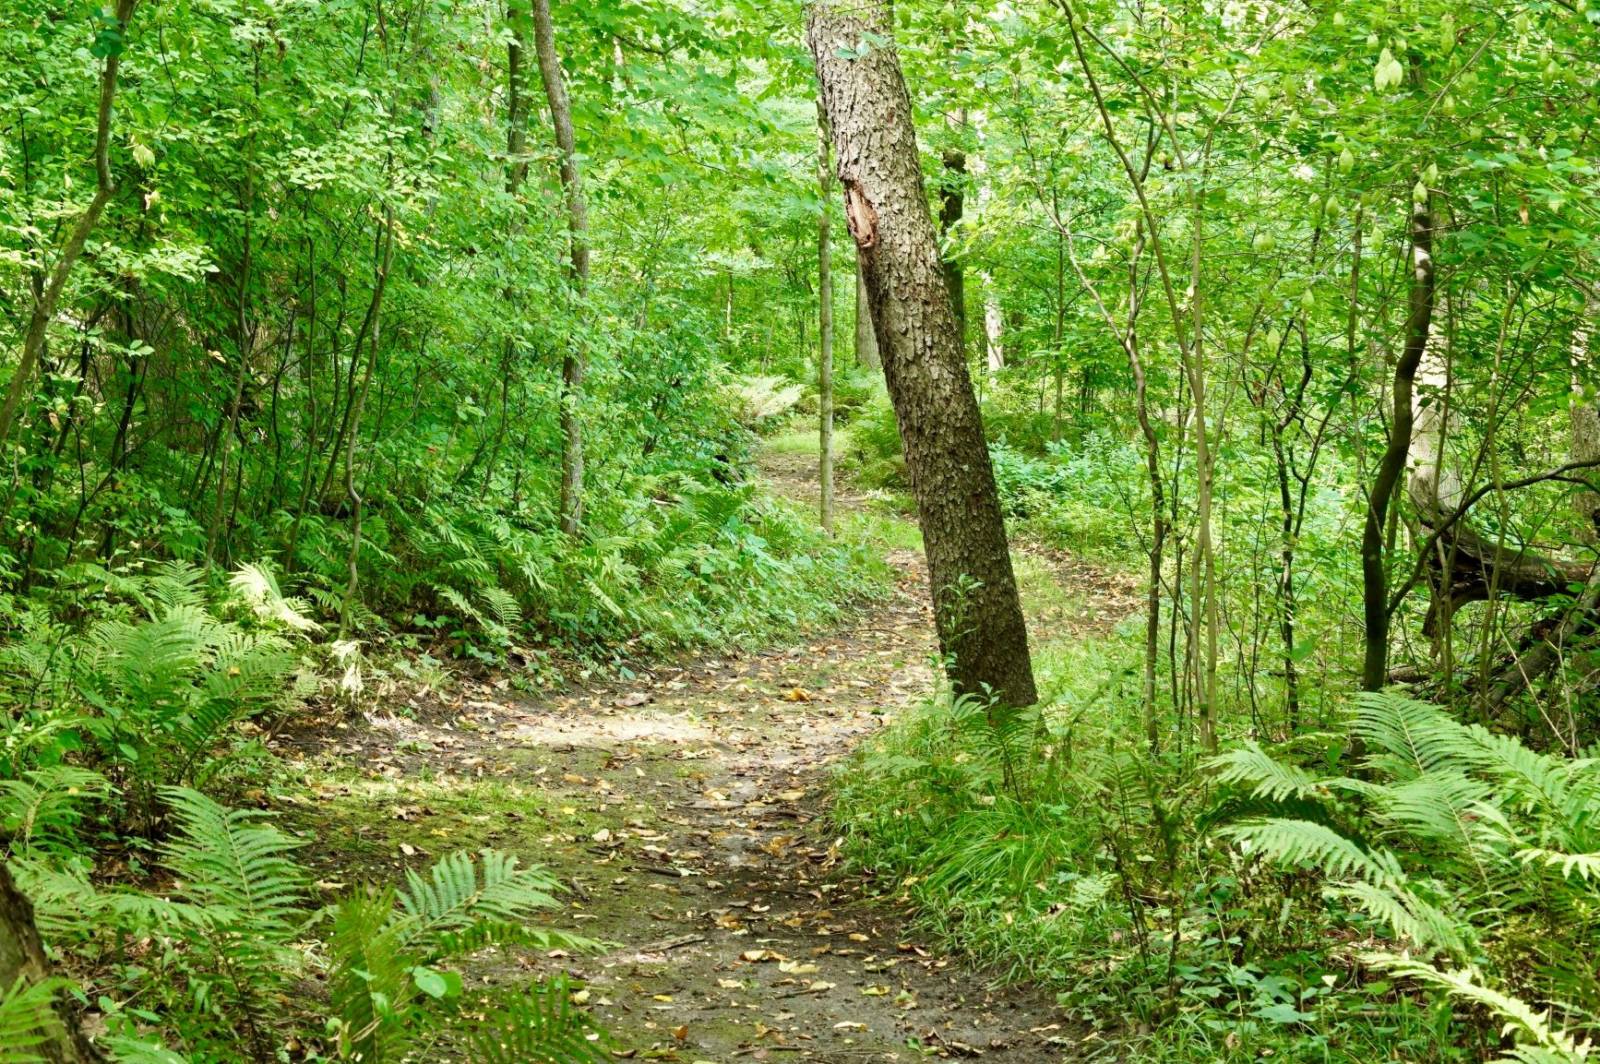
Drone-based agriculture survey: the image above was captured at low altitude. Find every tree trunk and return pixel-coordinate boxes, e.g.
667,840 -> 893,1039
938,146 -> 967,355
1,863 -> 101,1063
0,0 -> 136,458
1572,287 -> 1599,539
807,0 -> 1036,712
816,105 -> 835,534
853,261 -> 879,370
968,121 -> 1004,374
532,0 -> 589,537
1361,192 -> 1434,691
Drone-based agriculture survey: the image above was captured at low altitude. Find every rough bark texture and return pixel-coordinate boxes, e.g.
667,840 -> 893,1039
0,862 -> 101,1063
532,0 -> 588,537
853,261 -> 880,370
807,0 -> 1036,710
1362,195 -> 1433,691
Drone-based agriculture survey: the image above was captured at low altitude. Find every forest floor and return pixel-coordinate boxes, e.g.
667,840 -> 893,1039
277,446 -> 1138,1062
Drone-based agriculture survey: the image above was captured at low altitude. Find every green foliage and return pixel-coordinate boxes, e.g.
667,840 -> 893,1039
325,849 -> 595,1062
0,977 -> 70,1064
464,985 -> 611,1064
1213,692 -> 1600,1053
5,779 -> 603,1061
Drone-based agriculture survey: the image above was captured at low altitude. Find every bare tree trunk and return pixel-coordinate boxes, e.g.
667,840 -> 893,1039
938,145 -> 967,355
339,211 -> 395,636
1572,286 -> 1599,539
1362,191 -> 1435,691
968,119 -> 1004,374
808,0 -> 1036,712
532,0 -> 589,536
853,261 -> 879,370
1,863 -> 101,1063
0,0 -> 137,458
816,105 -> 835,534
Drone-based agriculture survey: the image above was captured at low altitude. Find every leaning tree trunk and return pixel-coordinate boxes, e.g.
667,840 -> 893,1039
807,0 -> 1037,712
532,0 -> 589,537
1,863 -> 100,1063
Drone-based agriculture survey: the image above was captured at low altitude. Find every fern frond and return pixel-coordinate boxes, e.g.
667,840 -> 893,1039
1223,818 -> 1393,884
1515,847 -> 1600,885
1207,742 -> 1324,801
9,859 -> 209,939
229,562 -> 322,633
1325,880 -> 1473,957
0,975 -> 67,1064
396,850 -> 559,952
100,1033 -> 190,1064
159,788 -> 306,936
1366,954 -> 1592,1061
431,920 -> 599,960
1351,691 -> 1467,780
478,586 -> 523,631
328,885 -> 415,1064
464,980 -> 611,1064
0,767 -> 111,854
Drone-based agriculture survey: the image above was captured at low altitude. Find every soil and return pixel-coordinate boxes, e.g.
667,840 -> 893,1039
279,448 -> 1134,1062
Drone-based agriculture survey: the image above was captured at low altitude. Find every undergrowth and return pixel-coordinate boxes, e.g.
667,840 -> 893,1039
835,684 -> 1599,1062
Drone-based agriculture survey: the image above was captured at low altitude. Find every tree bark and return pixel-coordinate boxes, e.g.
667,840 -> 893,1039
1,863 -> 101,1063
817,105 -> 835,534
0,0 -> 137,458
807,0 -> 1036,711
532,0 -> 589,537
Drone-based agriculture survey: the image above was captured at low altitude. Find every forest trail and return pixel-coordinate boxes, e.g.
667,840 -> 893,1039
288,449 -> 1134,1062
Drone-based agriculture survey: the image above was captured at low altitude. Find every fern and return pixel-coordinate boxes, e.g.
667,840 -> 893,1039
1366,955 -> 1593,1062
0,767 -> 111,855
327,886 -> 415,1064
395,849 -> 559,950
324,851 -> 600,1062
159,787 -> 307,935
1224,817 -> 1397,884
1208,741 -> 1325,801
1219,692 -> 1600,1040
465,981 -> 611,1064
0,976 -> 67,1064
229,561 -> 322,633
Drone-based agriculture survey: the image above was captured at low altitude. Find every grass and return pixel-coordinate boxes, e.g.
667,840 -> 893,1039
764,425 -> 854,457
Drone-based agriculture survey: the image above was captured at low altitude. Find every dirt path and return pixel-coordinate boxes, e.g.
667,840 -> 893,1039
287,450 -> 1123,1062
